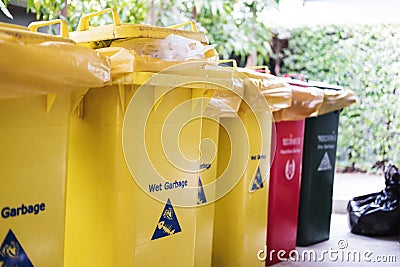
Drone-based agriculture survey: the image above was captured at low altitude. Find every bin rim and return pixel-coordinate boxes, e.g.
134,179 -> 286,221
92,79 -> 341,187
111,69 -> 242,91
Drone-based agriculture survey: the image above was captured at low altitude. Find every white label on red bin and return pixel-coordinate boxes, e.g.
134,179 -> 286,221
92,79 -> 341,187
285,159 -> 296,180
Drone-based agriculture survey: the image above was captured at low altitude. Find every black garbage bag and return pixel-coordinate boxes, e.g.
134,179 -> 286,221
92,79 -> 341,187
347,164 -> 400,236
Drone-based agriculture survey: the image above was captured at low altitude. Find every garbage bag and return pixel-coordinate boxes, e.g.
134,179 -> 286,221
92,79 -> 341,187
272,85 -> 324,122
238,68 -> 293,112
318,88 -> 357,115
347,164 -> 400,236
110,35 -> 216,61
0,23 -> 110,99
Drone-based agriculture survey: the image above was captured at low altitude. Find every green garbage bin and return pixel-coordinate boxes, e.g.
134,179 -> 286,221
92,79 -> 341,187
296,80 -> 356,246
296,110 -> 340,246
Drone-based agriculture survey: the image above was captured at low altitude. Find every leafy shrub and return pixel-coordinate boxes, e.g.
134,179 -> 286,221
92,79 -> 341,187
282,24 -> 400,172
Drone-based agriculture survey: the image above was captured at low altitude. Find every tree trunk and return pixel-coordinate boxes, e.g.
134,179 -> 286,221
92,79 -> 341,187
245,52 -> 258,67
149,0 -> 155,25
61,0 -> 68,18
191,6 -> 197,20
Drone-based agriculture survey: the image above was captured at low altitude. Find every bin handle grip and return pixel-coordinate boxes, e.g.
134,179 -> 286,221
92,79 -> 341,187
219,59 -> 237,68
28,19 -> 69,38
167,21 -> 198,32
245,66 -> 270,74
77,8 -> 121,31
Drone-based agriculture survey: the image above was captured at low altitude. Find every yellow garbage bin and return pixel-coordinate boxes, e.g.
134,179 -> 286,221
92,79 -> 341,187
64,64 -> 243,266
0,20 -> 109,267
64,9 -> 241,267
212,66 -> 275,267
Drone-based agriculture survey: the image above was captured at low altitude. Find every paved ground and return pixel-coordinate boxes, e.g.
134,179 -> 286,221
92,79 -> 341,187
273,172 -> 400,267
276,214 -> 399,266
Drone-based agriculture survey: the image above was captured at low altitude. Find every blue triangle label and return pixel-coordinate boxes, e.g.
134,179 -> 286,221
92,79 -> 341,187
151,199 -> 182,240
197,176 -> 207,204
0,229 -> 34,267
250,166 -> 264,192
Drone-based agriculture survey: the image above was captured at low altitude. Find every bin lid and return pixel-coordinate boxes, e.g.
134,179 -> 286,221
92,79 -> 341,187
69,9 -> 208,45
0,22 -> 73,44
282,74 -> 343,90
308,80 -> 343,91
281,77 -> 309,88
0,22 -> 27,30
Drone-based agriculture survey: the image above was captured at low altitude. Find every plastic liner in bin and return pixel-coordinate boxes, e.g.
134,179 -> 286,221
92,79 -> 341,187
317,88 -> 357,116
69,8 -> 219,72
348,164 -> 400,236
0,20 -> 110,267
273,85 -> 324,122
238,67 -> 293,112
0,21 -> 110,99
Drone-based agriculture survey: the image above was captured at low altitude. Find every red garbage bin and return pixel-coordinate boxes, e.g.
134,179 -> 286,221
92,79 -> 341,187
265,77 -> 324,265
266,119 -> 305,265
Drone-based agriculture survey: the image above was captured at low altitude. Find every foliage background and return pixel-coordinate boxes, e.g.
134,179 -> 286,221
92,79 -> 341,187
1,0 -> 278,66
2,1 -> 399,172
281,24 -> 400,172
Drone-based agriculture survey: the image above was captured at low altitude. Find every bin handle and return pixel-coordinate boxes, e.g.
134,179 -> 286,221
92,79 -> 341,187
219,59 -> 237,68
28,19 -> 69,38
77,8 -> 121,31
245,66 -> 270,74
168,21 -> 198,32
283,73 -> 307,82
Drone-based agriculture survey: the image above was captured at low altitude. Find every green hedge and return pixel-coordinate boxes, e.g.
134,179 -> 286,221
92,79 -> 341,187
281,24 -> 400,172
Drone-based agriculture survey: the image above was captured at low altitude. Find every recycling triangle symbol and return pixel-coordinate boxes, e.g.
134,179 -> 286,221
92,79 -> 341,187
0,229 -> 34,267
197,176 -> 207,204
250,166 -> 264,192
317,151 -> 333,172
151,199 -> 182,240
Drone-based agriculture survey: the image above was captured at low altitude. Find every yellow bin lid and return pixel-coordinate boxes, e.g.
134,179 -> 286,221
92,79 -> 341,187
69,8 -> 209,45
0,19 -> 74,44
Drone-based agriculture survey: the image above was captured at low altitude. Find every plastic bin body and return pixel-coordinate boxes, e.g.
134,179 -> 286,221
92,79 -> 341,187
64,74 -> 221,267
296,110 -> 340,246
212,103 -> 272,267
0,93 -> 71,267
0,19 -> 107,267
266,119 -> 305,265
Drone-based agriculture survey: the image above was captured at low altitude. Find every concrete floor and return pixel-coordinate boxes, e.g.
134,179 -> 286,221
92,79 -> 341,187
273,172 -> 400,266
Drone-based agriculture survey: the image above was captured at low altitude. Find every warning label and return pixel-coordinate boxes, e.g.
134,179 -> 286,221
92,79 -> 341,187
250,166 -> 264,192
317,152 -> 333,172
151,199 -> 182,240
0,229 -> 34,267
197,177 -> 207,204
